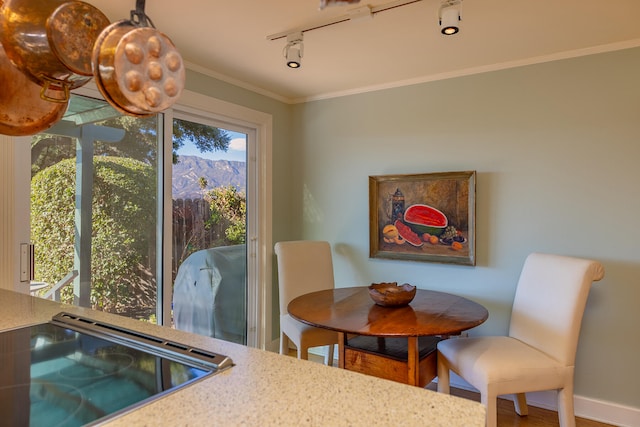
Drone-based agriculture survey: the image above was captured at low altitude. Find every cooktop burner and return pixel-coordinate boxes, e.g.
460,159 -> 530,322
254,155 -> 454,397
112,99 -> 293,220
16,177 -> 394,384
0,312 -> 233,426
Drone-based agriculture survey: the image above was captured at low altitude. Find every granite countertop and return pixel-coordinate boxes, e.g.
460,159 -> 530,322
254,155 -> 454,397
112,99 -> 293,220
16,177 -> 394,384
0,289 -> 485,426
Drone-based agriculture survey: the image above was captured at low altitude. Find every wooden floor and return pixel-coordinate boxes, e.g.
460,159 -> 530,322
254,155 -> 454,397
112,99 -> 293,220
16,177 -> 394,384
289,350 -> 615,427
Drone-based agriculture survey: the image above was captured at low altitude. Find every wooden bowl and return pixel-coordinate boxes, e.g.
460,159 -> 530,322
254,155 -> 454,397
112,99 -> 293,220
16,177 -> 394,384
368,282 -> 416,307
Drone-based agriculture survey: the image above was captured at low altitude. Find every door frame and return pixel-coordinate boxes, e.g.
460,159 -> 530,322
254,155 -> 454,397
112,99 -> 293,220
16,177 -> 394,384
0,134 -> 31,292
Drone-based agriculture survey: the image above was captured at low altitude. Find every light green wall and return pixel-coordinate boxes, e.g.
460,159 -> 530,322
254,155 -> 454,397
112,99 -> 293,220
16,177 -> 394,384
290,47 -> 640,408
185,48 -> 640,408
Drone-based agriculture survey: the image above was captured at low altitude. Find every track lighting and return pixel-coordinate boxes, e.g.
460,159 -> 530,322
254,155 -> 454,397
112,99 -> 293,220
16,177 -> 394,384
439,0 -> 462,35
284,32 -> 303,69
270,0 -> 466,67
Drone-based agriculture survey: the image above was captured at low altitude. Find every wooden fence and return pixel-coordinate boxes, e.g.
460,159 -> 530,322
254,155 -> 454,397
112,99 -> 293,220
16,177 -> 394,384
172,198 -> 217,279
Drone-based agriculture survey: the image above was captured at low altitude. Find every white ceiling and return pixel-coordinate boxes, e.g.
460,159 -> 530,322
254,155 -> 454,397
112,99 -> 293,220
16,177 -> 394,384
86,0 -> 640,103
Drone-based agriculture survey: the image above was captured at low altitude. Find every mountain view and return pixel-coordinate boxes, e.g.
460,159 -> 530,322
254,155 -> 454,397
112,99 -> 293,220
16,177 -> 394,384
172,155 -> 246,199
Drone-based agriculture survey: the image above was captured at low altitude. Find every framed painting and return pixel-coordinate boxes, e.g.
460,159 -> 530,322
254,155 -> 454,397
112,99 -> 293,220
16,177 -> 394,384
369,171 -> 476,265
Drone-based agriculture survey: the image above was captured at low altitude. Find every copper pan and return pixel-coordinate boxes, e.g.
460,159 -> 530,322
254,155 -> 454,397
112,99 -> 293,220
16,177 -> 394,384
92,20 -> 151,118
0,41 -> 68,136
0,0 -> 109,102
92,17 -> 185,116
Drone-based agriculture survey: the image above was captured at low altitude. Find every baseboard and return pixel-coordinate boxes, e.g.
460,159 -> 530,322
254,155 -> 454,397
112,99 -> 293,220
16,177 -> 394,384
446,375 -> 640,427
574,394 -> 640,427
308,345 -> 335,358
266,338 -> 279,353
273,339 -> 335,358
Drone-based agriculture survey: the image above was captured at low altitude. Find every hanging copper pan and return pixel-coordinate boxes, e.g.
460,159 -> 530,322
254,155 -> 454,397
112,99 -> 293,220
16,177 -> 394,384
91,20 -> 148,117
0,0 -> 109,102
92,3 -> 185,117
0,41 -> 68,136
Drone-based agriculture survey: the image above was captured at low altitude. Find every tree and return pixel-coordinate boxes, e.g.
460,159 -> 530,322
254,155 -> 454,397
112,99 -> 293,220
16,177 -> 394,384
204,185 -> 246,245
172,120 -> 231,164
198,176 -> 208,190
31,156 -> 157,317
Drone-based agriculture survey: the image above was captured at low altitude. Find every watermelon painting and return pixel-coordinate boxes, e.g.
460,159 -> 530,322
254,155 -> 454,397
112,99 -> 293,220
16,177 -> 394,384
369,171 -> 476,266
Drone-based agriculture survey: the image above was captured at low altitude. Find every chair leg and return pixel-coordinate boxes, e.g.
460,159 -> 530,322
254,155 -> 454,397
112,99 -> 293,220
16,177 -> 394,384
279,332 -> 290,355
436,356 -> 451,394
557,385 -> 576,427
514,393 -> 529,416
481,390 -> 498,427
325,344 -> 335,366
298,345 -> 309,360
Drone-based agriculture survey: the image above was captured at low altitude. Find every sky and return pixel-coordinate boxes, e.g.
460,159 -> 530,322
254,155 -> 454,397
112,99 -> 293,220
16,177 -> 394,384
175,130 -> 247,162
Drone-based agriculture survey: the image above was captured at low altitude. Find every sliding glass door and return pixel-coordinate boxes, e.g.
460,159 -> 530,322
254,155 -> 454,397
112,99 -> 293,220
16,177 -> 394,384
25,90 -> 271,349
170,117 -> 248,345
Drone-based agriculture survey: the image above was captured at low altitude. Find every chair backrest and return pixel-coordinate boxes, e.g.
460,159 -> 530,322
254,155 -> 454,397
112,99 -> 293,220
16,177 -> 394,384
274,240 -> 335,315
508,253 -> 604,366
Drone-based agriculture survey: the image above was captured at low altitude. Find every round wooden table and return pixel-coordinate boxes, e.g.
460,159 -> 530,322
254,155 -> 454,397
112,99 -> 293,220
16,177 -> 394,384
288,287 -> 488,387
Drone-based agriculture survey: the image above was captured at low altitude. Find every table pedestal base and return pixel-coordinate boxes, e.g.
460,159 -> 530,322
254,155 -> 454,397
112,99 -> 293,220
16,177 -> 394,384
341,335 -> 441,387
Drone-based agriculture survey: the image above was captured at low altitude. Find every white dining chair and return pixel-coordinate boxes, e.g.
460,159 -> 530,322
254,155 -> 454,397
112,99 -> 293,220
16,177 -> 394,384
437,252 -> 605,427
274,240 -> 339,365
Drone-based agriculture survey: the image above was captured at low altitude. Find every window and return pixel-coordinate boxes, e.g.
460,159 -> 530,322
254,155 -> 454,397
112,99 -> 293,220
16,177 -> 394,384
31,94 -> 163,322
171,118 -> 248,345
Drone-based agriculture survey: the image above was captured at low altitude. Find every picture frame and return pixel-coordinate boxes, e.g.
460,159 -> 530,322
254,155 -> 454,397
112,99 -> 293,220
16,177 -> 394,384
369,171 -> 476,265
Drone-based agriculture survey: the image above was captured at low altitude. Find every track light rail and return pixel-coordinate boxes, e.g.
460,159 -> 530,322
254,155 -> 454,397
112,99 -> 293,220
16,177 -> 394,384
266,0 -> 424,41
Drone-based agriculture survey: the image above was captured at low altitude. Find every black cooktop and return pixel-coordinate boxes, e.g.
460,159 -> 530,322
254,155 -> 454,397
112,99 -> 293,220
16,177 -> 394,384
0,312 -> 233,427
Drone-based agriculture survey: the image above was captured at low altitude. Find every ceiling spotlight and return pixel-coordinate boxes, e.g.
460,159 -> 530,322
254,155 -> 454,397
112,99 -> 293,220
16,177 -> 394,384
319,0 -> 361,10
439,0 -> 462,35
284,32 -> 304,69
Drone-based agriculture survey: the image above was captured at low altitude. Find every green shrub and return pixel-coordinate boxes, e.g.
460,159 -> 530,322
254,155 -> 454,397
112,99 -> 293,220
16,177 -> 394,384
31,156 -> 156,316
